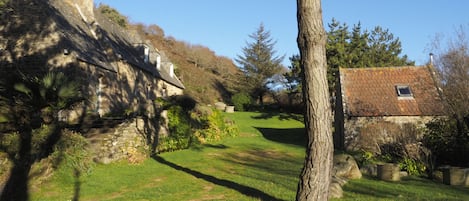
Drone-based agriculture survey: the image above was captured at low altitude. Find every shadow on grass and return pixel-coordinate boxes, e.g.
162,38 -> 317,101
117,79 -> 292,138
220,148 -> 303,192
251,112 -> 303,122
342,175 -> 469,200
255,127 -> 306,147
190,143 -> 230,152
152,155 -> 284,201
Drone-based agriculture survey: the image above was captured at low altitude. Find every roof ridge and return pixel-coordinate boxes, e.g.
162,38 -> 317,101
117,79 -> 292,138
339,65 -> 428,71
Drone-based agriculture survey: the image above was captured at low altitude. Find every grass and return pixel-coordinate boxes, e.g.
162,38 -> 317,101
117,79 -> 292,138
30,111 -> 469,201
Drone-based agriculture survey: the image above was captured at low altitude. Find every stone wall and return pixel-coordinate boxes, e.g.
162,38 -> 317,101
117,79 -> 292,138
343,116 -> 434,153
90,117 -> 163,164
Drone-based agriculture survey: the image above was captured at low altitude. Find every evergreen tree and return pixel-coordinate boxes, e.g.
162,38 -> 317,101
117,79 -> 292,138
283,55 -> 302,105
283,20 -> 414,107
348,22 -> 369,67
326,19 -> 350,93
325,19 -> 414,95
367,26 -> 412,67
236,23 -> 284,105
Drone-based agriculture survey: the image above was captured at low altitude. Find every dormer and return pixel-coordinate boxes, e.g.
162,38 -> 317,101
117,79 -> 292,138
161,61 -> 176,78
134,43 -> 150,64
156,54 -> 161,70
169,63 -> 174,77
143,44 -> 150,63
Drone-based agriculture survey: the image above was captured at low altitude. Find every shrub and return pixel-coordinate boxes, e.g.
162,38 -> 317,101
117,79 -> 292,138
156,102 -> 239,153
157,105 -> 192,153
399,157 -> 426,176
193,109 -> 238,143
231,92 -> 252,111
354,150 -> 376,167
50,130 -> 93,174
423,118 -> 469,166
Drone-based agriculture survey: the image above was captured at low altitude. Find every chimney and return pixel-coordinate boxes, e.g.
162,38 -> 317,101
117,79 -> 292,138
429,53 -> 434,65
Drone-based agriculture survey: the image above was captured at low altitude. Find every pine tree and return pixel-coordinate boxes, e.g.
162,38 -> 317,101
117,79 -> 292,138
284,20 -> 415,111
325,20 -> 414,96
236,23 -> 284,105
326,19 -> 349,94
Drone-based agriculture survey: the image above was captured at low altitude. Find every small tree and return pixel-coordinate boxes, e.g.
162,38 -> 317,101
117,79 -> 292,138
231,92 -> 252,111
236,23 -> 284,105
0,71 -> 82,201
426,25 -> 469,166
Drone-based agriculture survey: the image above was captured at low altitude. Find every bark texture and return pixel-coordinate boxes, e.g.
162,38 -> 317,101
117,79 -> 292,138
296,0 -> 334,200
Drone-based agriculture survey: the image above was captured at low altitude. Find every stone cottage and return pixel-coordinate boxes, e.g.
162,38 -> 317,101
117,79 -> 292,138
0,0 -> 184,120
334,66 -> 447,153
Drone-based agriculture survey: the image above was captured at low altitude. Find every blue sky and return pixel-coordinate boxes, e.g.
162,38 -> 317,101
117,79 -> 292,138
94,0 -> 469,66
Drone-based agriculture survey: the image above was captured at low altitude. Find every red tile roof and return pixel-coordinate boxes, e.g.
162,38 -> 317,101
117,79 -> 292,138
339,66 -> 447,117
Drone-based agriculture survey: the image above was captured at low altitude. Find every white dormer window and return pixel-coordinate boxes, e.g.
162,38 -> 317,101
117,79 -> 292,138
143,45 -> 150,63
156,54 -> 161,70
169,63 -> 174,77
396,85 -> 413,98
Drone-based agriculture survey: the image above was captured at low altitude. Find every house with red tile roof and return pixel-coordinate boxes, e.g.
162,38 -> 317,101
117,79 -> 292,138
334,66 -> 447,152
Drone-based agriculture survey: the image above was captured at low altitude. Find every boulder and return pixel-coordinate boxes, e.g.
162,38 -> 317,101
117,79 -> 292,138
333,154 -> 362,179
329,154 -> 362,199
214,102 -> 226,111
331,175 -> 348,186
329,180 -> 343,199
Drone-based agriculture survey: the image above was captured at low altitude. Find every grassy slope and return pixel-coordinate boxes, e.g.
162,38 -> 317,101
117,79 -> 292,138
31,112 -> 469,201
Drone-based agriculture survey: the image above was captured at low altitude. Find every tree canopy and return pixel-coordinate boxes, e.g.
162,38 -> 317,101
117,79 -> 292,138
236,23 -> 284,105
282,55 -> 302,105
326,19 -> 414,93
283,19 -> 415,102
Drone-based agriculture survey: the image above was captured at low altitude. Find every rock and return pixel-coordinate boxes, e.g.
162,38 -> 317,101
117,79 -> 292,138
214,102 -> 226,111
329,181 -> 343,199
399,171 -> 409,178
333,154 -> 362,179
332,175 -> 348,186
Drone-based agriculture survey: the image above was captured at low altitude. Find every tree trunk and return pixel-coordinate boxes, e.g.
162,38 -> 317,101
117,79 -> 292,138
296,0 -> 334,200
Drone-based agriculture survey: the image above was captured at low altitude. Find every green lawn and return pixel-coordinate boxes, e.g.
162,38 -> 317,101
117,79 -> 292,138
31,111 -> 469,201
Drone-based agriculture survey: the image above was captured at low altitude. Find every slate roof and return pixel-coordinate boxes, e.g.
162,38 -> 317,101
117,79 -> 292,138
51,0 -> 116,72
50,0 -> 184,89
339,66 -> 447,117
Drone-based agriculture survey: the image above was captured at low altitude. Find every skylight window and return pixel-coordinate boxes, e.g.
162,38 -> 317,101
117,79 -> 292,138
396,85 -> 413,98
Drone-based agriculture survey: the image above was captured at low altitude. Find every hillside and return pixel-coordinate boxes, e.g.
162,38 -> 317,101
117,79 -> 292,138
98,4 -> 242,105
140,26 -> 242,104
